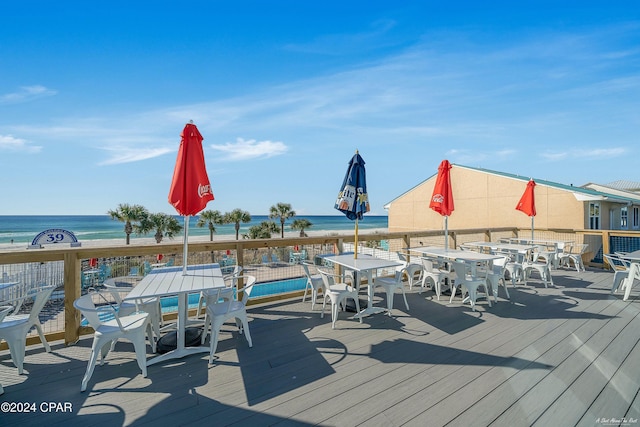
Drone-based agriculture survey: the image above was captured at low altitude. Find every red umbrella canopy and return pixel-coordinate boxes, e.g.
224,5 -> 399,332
516,179 -> 536,217
168,123 -> 214,216
429,160 -> 454,217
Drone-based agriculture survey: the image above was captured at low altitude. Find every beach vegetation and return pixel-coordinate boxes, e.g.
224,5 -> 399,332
269,202 -> 296,238
225,209 -> 252,240
107,203 -> 149,245
196,210 -> 225,241
290,218 -> 313,237
244,221 -> 279,239
137,213 -> 182,243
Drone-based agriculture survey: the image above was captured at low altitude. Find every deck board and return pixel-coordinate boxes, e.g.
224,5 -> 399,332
1,267 -> 640,426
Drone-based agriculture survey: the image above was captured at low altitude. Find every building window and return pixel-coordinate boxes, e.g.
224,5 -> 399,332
633,207 -> 639,229
589,202 -> 600,230
621,207 -> 628,229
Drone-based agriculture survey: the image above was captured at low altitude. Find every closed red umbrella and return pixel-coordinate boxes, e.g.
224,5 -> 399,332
169,122 -> 214,274
516,179 -> 536,240
429,160 -> 454,250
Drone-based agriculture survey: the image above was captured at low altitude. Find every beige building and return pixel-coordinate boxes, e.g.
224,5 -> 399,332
385,164 -> 640,233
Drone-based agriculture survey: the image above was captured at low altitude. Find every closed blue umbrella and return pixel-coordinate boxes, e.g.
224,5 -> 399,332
335,150 -> 370,258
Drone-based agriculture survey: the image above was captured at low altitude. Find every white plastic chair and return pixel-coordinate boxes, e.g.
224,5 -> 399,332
74,291 -> 154,392
621,262 -> 640,301
604,254 -> 631,294
501,251 -> 525,287
403,263 -> 424,291
197,265 -> 242,319
558,243 -> 588,272
104,278 -> 162,343
523,248 -> 553,287
301,263 -> 325,310
373,267 -> 410,316
485,256 -> 510,302
0,284 -> 55,374
201,275 -> 256,364
420,258 -> 452,299
318,269 -> 362,329
451,261 -> 492,311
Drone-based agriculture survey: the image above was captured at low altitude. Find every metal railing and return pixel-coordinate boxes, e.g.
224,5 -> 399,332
0,226 -> 636,349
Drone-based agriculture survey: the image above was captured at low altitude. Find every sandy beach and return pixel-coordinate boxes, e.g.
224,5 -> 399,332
0,228 -> 389,253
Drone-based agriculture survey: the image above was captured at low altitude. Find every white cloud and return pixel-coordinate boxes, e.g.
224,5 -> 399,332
541,147 -> 626,162
209,138 -> 288,161
0,134 -> 42,153
98,146 -> 174,165
0,85 -> 57,104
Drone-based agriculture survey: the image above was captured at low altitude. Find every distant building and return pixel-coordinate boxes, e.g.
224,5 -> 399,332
384,164 -> 640,232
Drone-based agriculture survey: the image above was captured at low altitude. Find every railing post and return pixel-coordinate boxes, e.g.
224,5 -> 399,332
403,234 -> 411,262
602,230 -> 611,257
64,252 -> 81,345
236,242 -> 244,270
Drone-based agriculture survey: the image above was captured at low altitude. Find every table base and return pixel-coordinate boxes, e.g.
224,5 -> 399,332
146,346 -> 210,366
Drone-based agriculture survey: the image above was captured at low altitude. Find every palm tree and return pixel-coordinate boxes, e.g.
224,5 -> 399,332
224,209 -> 251,240
196,210 -> 224,241
107,203 -> 149,245
243,221 -> 279,239
269,202 -> 296,238
137,213 -> 182,243
290,218 -> 313,237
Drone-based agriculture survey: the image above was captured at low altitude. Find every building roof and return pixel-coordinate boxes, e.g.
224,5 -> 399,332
384,163 -> 640,208
603,180 -> 640,192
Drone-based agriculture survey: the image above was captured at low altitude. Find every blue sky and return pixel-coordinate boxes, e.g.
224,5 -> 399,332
1,1 -> 639,216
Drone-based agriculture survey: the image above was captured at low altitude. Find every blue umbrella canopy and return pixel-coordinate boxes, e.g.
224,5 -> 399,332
335,151 -> 370,257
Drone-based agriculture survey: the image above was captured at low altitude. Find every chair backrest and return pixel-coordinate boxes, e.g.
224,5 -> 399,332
271,253 -> 280,263
240,275 -> 256,301
73,292 -> 106,330
405,263 -> 422,281
318,269 -> 351,290
603,254 -> 630,271
301,262 -> 316,280
222,266 -> 243,295
0,305 -> 13,323
74,291 -> 125,330
573,243 -> 588,255
26,285 -> 56,323
451,261 -> 470,281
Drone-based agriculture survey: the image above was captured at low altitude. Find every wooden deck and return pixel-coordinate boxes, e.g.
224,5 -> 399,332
1,267 -> 639,426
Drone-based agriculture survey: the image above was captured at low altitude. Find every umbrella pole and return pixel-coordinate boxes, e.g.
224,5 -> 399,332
444,216 -> 449,251
182,215 -> 189,275
354,218 -> 359,259
531,216 -> 535,241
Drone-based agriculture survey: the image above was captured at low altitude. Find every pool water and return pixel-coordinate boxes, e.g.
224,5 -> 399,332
157,276 -> 308,312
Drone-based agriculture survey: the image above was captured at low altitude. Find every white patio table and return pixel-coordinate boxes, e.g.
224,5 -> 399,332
124,263 -> 224,366
408,246 -> 501,276
464,242 -> 535,262
322,254 -> 402,319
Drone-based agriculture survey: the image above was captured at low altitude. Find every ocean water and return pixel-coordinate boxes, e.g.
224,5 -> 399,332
0,215 -> 388,245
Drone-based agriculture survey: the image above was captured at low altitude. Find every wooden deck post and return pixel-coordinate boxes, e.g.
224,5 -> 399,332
64,252 -> 81,345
